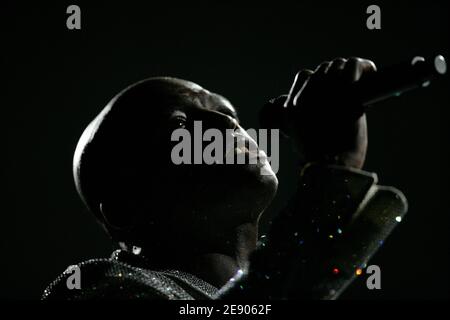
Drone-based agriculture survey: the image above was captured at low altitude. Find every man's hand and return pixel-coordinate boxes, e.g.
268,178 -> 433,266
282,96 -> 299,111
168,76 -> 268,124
283,57 -> 377,169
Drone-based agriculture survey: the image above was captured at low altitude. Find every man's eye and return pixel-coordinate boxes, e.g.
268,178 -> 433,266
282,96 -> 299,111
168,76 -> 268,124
171,116 -> 187,129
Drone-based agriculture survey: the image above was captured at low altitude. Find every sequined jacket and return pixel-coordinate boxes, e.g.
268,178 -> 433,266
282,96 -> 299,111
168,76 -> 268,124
43,164 -> 407,300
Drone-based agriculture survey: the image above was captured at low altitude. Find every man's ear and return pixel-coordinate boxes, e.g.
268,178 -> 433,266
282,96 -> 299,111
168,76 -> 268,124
99,200 -> 136,231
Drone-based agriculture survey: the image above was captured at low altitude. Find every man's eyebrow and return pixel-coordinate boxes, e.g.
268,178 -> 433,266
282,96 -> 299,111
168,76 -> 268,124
217,105 -> 239,119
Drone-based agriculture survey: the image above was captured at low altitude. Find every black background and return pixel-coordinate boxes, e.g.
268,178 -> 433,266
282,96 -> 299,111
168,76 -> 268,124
1,1 -> 449,300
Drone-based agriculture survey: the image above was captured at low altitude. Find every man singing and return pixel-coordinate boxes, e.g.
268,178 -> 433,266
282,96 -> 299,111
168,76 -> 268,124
43,57 -> 407,300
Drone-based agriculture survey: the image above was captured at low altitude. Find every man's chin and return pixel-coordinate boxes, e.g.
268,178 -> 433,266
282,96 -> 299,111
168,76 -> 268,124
242,160 -> 278,187
193,162 -> 278,200
236,163 -> 279,205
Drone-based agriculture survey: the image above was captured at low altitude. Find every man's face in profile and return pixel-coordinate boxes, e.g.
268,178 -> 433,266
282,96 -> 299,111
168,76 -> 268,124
155,79 -> 279,239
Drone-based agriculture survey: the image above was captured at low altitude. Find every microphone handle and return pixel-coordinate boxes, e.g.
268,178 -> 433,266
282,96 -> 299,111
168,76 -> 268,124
355,55 -> 446,107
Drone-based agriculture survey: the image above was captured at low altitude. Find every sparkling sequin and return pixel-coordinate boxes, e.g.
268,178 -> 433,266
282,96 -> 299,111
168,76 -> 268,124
42,250 -> 219,300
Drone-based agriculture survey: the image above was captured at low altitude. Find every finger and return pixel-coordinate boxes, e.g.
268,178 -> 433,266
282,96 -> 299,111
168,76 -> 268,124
285,69 -> 313,107
343,57 -> 377,82
314,60 -> 332,76
327,57 -> 347,76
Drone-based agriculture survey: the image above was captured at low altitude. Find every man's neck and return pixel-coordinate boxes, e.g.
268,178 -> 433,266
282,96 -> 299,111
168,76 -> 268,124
182,222 -> 258,288
123,222 -> 258,289
183,253 -> 241,288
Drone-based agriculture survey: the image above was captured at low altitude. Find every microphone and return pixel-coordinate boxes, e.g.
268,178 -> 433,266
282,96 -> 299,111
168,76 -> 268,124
260,55 -> 447,130
355,54 -> 446,106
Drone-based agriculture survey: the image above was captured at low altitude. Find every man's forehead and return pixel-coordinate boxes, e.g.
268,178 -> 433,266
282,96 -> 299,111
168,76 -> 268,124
169,86 -> 238,118
120,77 -> 238,119
198,90 -> 237,116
